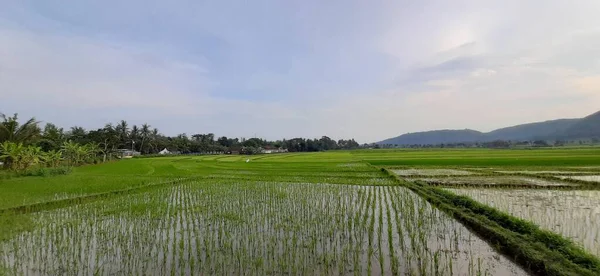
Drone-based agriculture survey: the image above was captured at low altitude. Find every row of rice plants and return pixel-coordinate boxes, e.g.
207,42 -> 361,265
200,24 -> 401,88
385,166 -> 600,275
0,180 -> 524,275
202,174 -> 397,186
447,188 -> 600,256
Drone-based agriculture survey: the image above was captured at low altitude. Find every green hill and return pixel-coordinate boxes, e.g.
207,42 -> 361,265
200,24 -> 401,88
561,111 -> 600,139
486,119 -> 579,141
377,110 -> 599,145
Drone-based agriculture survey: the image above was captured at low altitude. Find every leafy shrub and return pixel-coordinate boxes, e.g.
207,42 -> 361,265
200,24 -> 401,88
18,167 -> 72,177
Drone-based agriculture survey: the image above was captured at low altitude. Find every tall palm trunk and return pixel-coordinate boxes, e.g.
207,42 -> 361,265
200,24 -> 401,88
140,137 -> 146,155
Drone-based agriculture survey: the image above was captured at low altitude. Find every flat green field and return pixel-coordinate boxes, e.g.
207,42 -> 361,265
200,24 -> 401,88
355,148 -> 600,166
1,148 -> 600,275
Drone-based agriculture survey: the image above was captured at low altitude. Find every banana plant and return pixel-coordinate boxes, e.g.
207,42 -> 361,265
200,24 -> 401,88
0,141 -> 24,170
61,141 -> 80,167
19,146 -> 43,171
42,150 -> 63,167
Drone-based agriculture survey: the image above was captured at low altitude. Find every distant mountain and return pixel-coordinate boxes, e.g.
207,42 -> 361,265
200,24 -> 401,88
561,111 -> 600,139
377,129 -> 484,145
486,119 -> 580,141
376,110 -> 600,145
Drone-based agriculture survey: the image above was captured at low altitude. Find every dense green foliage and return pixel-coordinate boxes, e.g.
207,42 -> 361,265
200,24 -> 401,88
0,112 -> 361,162
0,140 -> 99,173
0,114 -> 108,172
0,112 -> 363,177
0,113 -> 40,145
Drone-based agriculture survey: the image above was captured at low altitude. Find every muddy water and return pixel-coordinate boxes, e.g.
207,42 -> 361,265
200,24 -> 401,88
1,181 -> 526,275
417,176 -> 578,187
558,175 -> 600,182
392,169 -> 474,176
496,170 -> 585,175
447,188 -> 600,257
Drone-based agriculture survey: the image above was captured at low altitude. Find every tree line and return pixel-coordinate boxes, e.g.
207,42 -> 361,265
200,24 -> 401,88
376,139 -> 591,149
0,112 -> 360,172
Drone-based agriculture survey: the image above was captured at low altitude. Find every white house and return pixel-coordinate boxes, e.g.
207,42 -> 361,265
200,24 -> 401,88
159,148 -> 171,155
116,149 -> 141,158
260,146 -> 288,154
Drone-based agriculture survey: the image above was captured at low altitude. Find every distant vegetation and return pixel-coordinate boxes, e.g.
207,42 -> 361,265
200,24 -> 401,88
0,114 -> 98,175
0,112 -> 361,174
377,110 -> 600,146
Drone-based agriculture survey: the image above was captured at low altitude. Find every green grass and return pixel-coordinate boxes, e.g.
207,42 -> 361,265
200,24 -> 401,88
354,148 -> 600,166
3,147 -> 599,210
1,148 -> 600,275
0,174 -> 176,210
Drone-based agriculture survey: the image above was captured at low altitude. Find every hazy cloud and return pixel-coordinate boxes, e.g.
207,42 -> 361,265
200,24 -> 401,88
1,0 -> 600,142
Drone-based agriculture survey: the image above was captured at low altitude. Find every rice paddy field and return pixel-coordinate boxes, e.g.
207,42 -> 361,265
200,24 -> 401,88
446,189 -> 600,256
1,147 -> 600,275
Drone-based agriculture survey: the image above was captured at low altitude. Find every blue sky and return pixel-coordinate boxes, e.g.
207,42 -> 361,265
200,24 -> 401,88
1,0 -> 600,142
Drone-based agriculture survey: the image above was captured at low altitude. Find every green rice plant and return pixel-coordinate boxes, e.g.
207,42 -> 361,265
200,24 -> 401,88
5,152 -> 585,275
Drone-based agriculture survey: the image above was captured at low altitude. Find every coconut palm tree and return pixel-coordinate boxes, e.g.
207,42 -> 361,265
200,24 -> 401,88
40,123 -> 66,151
150,128 -> 159,152
68,126 -> 87,144
96,124 -> 119,162
140,123 -> 151,154
0,113 -> 41,145
115,120 -> 129,147
130,125 -> 139,148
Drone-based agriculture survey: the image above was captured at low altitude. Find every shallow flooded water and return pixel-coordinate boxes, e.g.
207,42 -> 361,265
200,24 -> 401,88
392,169 -> 474,176
558,175 -> 600,183
495,170 -> 584,175
0,181 -> 526,275
447,188 -> 600,256
417,176 -> 578,187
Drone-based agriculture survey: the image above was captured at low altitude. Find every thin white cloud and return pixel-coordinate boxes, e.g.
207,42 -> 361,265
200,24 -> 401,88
1,0 -> 600,143
0,28 -> 213,112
